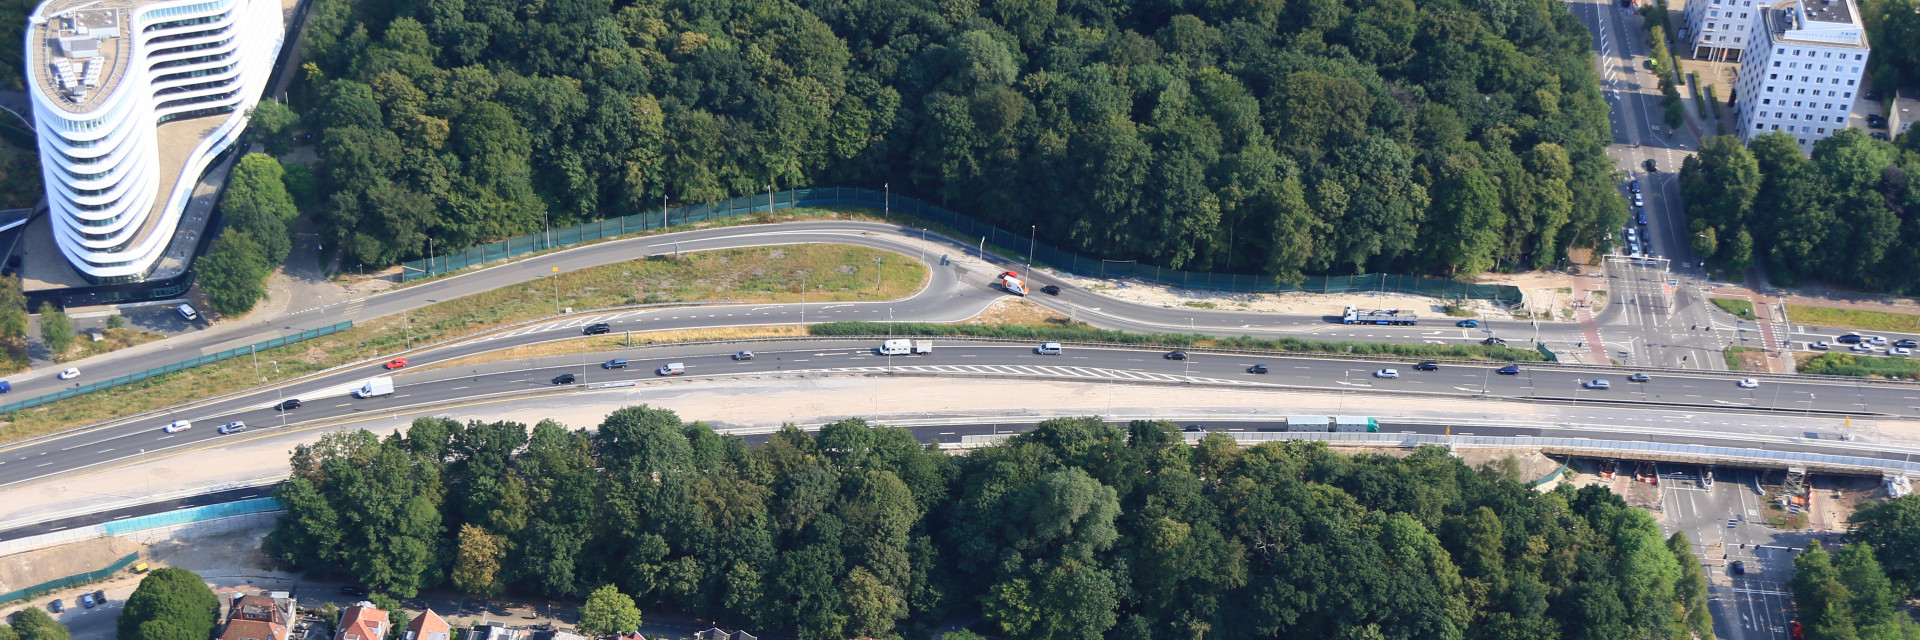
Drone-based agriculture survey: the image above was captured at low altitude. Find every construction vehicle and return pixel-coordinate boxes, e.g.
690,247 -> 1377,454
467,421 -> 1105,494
998,271 -> 1030,296
1342,305 -> 1418,325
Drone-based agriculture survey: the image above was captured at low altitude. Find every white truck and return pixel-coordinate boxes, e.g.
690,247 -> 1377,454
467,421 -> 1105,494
997,271 -> 1030,296
878,339 -> 934,355
353,377 -> 395,398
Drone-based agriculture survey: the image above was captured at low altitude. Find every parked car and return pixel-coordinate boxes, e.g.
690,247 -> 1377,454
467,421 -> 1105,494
1630,179 -> 1640,193
48,599 -> 62,613
339,586 -> 367,597
1373,369 -> 1399,379
218,421 -> 247,435
80,594 -> 94,609
732,350 -> 754,361
1628,373 -> 1651,382
57,367 -> 80,380
1457,319 -> 1479,328
552,373 -> 578,384
583,323 -> 611,335
1738,378 -> 1759,388
1583,379 -> 1611,390
1867,114 -> 1888,128
278,398 -> 302,411
384,358 -> 408,369
602,358 -> 629,369
1497,365 -> 1521,375
1414,361 -> 1440,371
1636,211 -> 1649,226
163,420 -> 191,433
1732,561 -> 1746,574
1040,285 -> 1061,296
1165,351 -> 1188,360
92,590 -> 105,605
1247,364 -> 1269,374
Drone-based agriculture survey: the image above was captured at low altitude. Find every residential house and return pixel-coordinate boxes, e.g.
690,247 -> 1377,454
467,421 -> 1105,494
336,602 -> 391,640
218,592 -> 297,640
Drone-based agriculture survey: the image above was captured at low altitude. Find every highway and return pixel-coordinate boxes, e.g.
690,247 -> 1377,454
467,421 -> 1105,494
6,338 -> 1920,488
0,485 -> 270,541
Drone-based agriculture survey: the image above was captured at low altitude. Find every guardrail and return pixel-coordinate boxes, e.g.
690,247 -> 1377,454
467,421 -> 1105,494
1,322 -> 353,416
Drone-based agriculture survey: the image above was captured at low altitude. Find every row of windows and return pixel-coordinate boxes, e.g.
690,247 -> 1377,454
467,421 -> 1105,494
151,37 -> 233,59
1704,22 -> 1748,32
1761,96 -> 1852,106
1756,110 -> 1847,122
1752,123 -> 1827,142
156,89 -> 238,112
1778,47 -> 1865,61
154,103 -> 234,125
147,24 -> 229,45
1766,84 -> 1854,95
155,78 -> 233,97
1770,61 -> 1862,74
142,0 -> 231,26
1706,9 -> 1750,18
151,52 -> 232,71
153,62 -> 234,85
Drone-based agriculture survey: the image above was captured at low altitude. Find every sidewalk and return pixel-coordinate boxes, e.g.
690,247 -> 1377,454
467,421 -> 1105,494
1575,273 -> 1610,364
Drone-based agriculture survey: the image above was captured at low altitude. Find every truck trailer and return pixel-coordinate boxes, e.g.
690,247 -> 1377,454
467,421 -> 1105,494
354,377 -> 395,398
1285,415 -> 1332,431
1333,416 -> 1380,432
1342,305 -> 1418,325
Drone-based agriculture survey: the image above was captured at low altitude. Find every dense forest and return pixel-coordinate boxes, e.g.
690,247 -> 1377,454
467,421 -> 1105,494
1680,130 -> 1920,292
289,0 -> 1625,279
266,410 -> 1718,640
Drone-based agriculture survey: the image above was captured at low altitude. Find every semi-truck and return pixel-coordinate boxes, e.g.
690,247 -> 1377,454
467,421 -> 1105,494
1342,305 -> 1418,325
878,339 -> 934,355
353,377 -> 394,398
998,271 -> 1030,296
1283,415 -> 1381,432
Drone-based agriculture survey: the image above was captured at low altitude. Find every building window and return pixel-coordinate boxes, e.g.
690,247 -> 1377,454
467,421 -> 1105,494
1770,73 -> 1778,79
1847,80 -> 1855,85
1771,124 -> 1779,130
1795,101 -> 1802,107
1773,61 -> 1782,67
1794,49 -> 1802,55
1756,123 -> 1765,130
1800,89 -> 1807,94
1735,37 -> 1741,42
1855,54 -> 1863,60
1708,22 -> 1716,28
1761,111 -> 1769,117
1764,98 -> 1772,104
1818,128 -> 1826,133
1844,92 -> 1851,98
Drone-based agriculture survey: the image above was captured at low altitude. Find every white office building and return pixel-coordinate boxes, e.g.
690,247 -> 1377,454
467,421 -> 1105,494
1683,0 -> 1761,61
26,0 -> 285,283
1730,0 -> 1869,150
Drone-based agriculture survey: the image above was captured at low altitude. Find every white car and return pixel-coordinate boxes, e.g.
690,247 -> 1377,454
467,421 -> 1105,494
162,420 -> 191,433
1737,378 -> 1759,389
1851,344 -> 1877,353
1373,369 -> 1399,379
1869,336 -> 1889,345
1582,379 -> 1611,390
1890,347 -> 1913,356
56,368 -> 79,380
1809,341 -> 1831,350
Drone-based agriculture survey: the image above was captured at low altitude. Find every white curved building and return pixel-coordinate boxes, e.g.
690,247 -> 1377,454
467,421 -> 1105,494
26,0 -> 285,283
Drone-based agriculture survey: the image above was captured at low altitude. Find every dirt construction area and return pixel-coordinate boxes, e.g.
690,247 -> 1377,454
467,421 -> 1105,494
0,537 -> 141,596
1048,269 -> 1579,320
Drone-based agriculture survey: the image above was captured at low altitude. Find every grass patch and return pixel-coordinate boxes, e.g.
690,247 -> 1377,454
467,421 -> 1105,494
1724,346 -> 1754,371
1786,305 -> 1920,334
1796,352 -> 1920,379
67,328 -> 166,361
1442,305 -> 1476,317
809,322 -> 1548,361
0,244 -> 926,443
1712,298 -> 1756,319
1182,301 -> 1217,309
1555,287 -> 1573,294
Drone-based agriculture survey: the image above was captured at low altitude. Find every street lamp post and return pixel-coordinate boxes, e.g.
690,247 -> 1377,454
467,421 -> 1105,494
1026,225 -> 1036,279
551,266 -> 561,314
874,257 -> 884,291
885,183 -> 890,220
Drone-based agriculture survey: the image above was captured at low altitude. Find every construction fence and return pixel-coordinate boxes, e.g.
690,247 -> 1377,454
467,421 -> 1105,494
0,552 -> 138,605
0,322 -> 352,416
397,188 -> 1523,305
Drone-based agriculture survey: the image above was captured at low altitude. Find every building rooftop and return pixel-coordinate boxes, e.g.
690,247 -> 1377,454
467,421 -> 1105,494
1800,0 -> 1852,24
27,0 -> 149,114
1760,0 -> 1868,49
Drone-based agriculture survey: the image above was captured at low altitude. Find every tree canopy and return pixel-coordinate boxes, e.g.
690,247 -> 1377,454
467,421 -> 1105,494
270,411 -> 1714,640
290,0 -> 1623,279
117,568 -> 221,640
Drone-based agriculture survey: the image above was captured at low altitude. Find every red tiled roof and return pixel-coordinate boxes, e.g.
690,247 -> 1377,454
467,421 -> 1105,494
405,609 -> 451,640
336,604 -> 390,640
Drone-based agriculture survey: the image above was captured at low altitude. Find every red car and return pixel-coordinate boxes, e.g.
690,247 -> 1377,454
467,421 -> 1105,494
384,358 -> 408,369
1790,622 -> 1803,640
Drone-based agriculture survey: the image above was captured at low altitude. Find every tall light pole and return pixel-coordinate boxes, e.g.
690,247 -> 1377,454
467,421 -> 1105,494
551,266 -> 561,314
768,184 -> 774,215
1026,225 -> 1036,279
874,257 -> 883,291
884,183 -> 890,220
662,194 -> 668,230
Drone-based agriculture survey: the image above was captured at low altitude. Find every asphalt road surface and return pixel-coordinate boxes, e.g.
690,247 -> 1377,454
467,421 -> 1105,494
6,339 -> 1919,488
0,485 -> 272,541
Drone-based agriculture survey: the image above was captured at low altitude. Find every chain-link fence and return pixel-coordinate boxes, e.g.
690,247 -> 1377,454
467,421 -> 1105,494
397,187 -> 1522,305
1,321 -> 352,415
0,552 -> 137,604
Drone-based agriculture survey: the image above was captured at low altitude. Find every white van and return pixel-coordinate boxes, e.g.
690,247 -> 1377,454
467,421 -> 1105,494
177,304 -> 199,321
657,362 -> 685,376
1036,342 -> 1063,355
879,339 -> 912,355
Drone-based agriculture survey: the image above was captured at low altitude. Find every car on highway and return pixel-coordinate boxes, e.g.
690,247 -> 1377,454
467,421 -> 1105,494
657,363 -> 685,376
1373,369 -> 1399,379
384,358 -> 408,369
218,421 -> 247,435
1482,337 -> 1507,346
278,399 -> 302,411
1247,364 -> 1269,374
1738,378 -> 1759,388
48,599 -> 62,613
1644,158 -> 1658,172
1497,365 -> 1521,375
1582,379 -> 1610,390
1809,341 -> 1831,350
58,367 -> 80,380
1165,351 -> 1188,360
733,350 -> 754,361
552,373 -> 578,384
1896,339 -> 1919,348
1183,425 -> 1206,432
1041,285 -> 1061,296
1869,335 -> 1889,345
1414,361 -> 1440,371
1628,373 -> 1650,382
81,593 -> 95,609
1036,343 -> 1062,355
0,381 -> 8,393
163,420 -> 191,433
583,323 -> 611,335
1851,344 -> 1877,353
1732,560 -> 1746,574
602,358 -> 629,369
1838,334 -> 1863,344
1891,347 -> 1913,356
1457,319 -> 1479,328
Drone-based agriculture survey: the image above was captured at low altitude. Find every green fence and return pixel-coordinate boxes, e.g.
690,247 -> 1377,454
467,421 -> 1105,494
0,552 -> 138,604
397,188 -> 1523,305
1,321 -> 353,415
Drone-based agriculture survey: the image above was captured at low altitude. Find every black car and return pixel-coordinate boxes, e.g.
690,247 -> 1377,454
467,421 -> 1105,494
552,373 -> 578,385
1165,351 -> 1188,360
93,590 -> 106,605
602,358 -> 628,369
339,586 -> 368,597
1497,365 -> 1521,375
1643,158 -> 1658,172
1867,115 -> 1887,129
1838,334 -> 1864,344
1041,285 -> 1061,296
1414,361 -> 1439,371
1183,425 -> 1206,432
1731,561 -> 1746,575
1896,339 -> 1919,349
1482,337 -> 1507,346
1248,364 -> 1269,374
584,323 -> 612,335
277,399 -> 302,411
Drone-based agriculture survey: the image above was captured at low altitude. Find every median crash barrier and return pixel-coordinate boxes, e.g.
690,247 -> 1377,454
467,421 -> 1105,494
0,552 -> 138,604
0,497 -> 283,559
1,322 -> 353,416
398,187 -> 1523,305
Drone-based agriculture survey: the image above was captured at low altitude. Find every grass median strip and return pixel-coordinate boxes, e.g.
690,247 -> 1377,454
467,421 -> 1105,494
0,244 -> 926,444
1711,298 -> 1755,320
1787,305 -> 1920,334
808,322 -> 1549,361
1797,352 -> 1920,379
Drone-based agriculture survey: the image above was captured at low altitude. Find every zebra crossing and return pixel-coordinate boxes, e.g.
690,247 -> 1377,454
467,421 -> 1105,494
800,364 -> 1271,386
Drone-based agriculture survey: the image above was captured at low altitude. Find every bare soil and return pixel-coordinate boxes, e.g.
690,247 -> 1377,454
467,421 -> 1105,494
1049,269 -> 1576,320
0,537 -> 142,594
